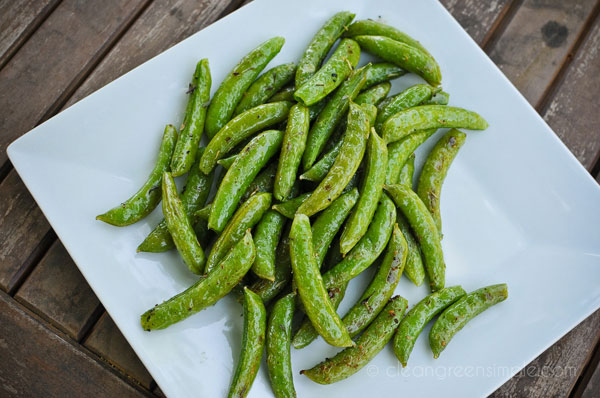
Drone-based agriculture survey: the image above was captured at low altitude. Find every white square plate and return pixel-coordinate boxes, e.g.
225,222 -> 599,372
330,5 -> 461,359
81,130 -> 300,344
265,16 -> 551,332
8,0 -> 600,396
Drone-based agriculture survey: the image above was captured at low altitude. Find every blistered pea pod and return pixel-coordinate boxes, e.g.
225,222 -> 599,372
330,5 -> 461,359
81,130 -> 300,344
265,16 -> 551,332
234,62 -> 296,115
386,129 -> 437,185
344,19 -> 432,55
362,62 -> 406,88
374,84 -> 439,133
252,210 -> 286,281
354,81 -> 391,106
266,293 -> 296,398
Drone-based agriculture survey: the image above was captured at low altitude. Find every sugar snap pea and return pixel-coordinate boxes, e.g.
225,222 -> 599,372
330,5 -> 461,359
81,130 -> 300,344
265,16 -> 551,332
208,130 -> 282,232
340,130 -> 388,254
299,139 -> 341,182
170,59 -> 211,176
241,162 -> 277,202
217,154 -> 238,169
296,11 -> 356,88
374,84 -> 439,133
266,293 -> 296,398
425,90 -> 450,105
385,184 -> 445,291
228,287 -> 266,398
274,104 -> 310,201
269,85 -> 295,102
194,203 -> 211,221
140,230 -> 255,330
344,19 -> 431,55
289,214 -> 353,347
205,37 -> 285,139
386,129 -> 437,185
355,82 -> 390,106
417,129 -> 466,235
383,105 -> 488,144
252,210 -> 285,281
394,286 -> 466,366
363,62 -> 406,88
297,103 -> 369,217
301,295 -> 408,384
397,153 -> 415,187
97,124 -> 177,226
272,192 -> 311,219
430,284 -> 508,358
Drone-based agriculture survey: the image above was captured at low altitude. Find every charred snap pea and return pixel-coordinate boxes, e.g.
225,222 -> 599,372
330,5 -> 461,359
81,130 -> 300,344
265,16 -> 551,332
269,85 -> 295,102
170,59 -> 211,176
228,287 -> 266,398
386,129 -> 437,185
398,153 -> 415,187
266,293 -> 296,398
344,19 -> 432,55
208,130 -> 282,232
375,84 -> 439,133
140,230 -> 255,330
354,35 -> 441,86
363,62 -> 406,88
289,214 -> 353,348
394,286 -> 466,366
97,125 -> 177,226
383,105 -> 488,144
417,129 -> 466,235
200,101 -> 291,174
298,103 -> 370,217
252,210 -> 286,281
272,192 -> 311,219
296,11 -> 355,87
430,284 -> 508,358
385,184 -> 445,291
274,104 -> 310,201
355,82 -> 391,106
205,37 -> 285,139
234,62 -> 296,116
301,295 -> 408,384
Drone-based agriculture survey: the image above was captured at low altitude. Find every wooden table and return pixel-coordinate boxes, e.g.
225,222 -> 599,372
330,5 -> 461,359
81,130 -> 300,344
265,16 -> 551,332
0,0 -> 598,396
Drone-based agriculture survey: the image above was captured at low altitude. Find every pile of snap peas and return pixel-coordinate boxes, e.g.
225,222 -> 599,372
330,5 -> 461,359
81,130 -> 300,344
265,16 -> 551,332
97,11 -> 509,396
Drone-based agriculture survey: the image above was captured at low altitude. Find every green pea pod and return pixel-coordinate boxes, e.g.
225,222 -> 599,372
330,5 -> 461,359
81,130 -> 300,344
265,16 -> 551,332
266,293 -> 296,398
296,11 -> 356,87
138,149 -> 213,253
308,100 -> 327,121
209,130 -> 282,232
161,172 -> 206,274
383,105 -> 488,144
299,140 -> 341,182
252,210 -> 285,281
344,19 -> 432,55
363,62 -> 406,88
354,35 -> 441,86
241,162 -> 278,202
140,230 -> 255,330
424,90 -> 450,105
374,84 -> 438,133
269,85 -> 295,102
274,104 -> 310,201
301,295 -> 408,384
302,65 -> 369,169
171,59 -> 211,176
200,101 -> 291,174
234,62 -> 296,116
289,214 -> 353,347
417,129 -> 466,235
385,184 -> 445,291
206,193 -> 271,273
340,130 -> 388,254
97,125 -> 177,226
205,37 -> 285,139
228,287 -> 266,398
430,284 -> 508,358
397,153 -> 415,187
355,82 -> 391,106
194,203 -> 211,221
394,286 -> 466,366
386,129 -> 437,185
217,154 -> 237,169
271,192 -> 311,219
298,103 -> 369,217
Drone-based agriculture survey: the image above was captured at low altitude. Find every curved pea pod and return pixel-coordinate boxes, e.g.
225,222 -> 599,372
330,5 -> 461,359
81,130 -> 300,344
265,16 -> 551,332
208,130 -> 282,232
308,100 -> 327,121
296,11 -> 355,87
274,104 -> 310,201
424,90 -> 450,105
302,65 -> 369,170
397,213 -> 425,286
252,210 -> 285,281
386,129 -> 437,185
430,284 -> 508,358
301,295 -> 408,384
234,62 -> 296,116
298,103 -> 369,217
394,286 -> 466,366
241,162 -> 278,203
161,172 -> 205,274
289,214 -> 353,348
363,62 -> 406,88
354,35 -> 441,86
398,153 -> 415,187
383,105 -> 488,144
228,287 -> 266,398
344,19 -> 432,55
417,129 -> 466,235
171,59 -> 211,176
97,125 -> 177,226
299,140 -> 341,182
205,36 -> 285,139
355,82 -> 390,106
340,130 -> 388,254
374,84 -> 439,133
385,184 -> 445,291
205,193 -> 271,273
266,293 -> 296,398
200,101 -> 291,174
269,85 -> 295,102
217,154 -> 237,169
272,192 -> 311,219
140,230 -> 255,330
194,203 -> 211,221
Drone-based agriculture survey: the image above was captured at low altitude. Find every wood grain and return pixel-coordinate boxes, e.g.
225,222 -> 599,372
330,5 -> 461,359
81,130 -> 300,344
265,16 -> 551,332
581,352 -> 600,398
440,0 -> 512,45
0,291 -> 150,397
14,241 -> 102,341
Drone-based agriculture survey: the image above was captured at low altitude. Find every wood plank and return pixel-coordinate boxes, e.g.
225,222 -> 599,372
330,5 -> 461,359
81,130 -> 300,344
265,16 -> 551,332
488,0 -> 597,106
14,241 -> 102,341
440,0 -> 512,46
84,312 -> 153,389
0,291 -> 150,397
581,351 -> 600,398
0,0 -> 60,69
